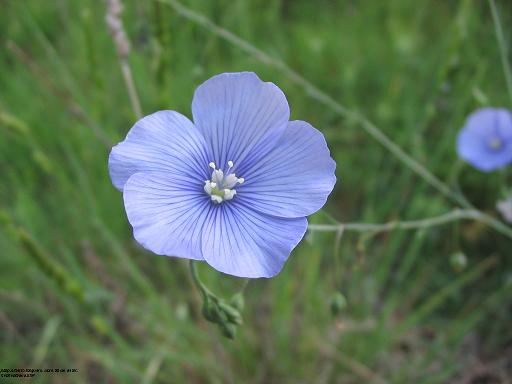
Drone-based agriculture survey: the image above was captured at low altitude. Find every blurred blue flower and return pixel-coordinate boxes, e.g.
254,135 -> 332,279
109,72 -> 336,278
456,108 -> 512,172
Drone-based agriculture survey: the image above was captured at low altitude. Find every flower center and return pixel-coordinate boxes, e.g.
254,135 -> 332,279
204,161 -> 244,204
488,137 -> 503,151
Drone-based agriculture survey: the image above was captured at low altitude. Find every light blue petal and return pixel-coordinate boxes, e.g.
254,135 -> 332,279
192,72 -> 289,170
236,121 -> 336,218
123,171 -> 211,260
201,203 -> 307,278
465,108 -> 512,139
456,128 -> 493,172
109,110 -> 211,191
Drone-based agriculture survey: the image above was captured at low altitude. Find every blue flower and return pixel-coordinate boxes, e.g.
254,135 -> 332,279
109,72 -> 336,278
456,108 -> 512,172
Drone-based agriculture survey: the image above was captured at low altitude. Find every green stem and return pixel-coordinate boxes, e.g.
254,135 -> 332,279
489,0 -> 512,103
189,260 -> 211,299
308,209 -> 512,239
237,279 -> 250,293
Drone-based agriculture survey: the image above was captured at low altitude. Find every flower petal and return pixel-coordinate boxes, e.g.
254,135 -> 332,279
456,128 -> 495,172
237,120 -> 336,218
201,203 -> 307,278
109,110 -> 211,191
192,72 -> 289,169
465,108 -> 512,139
123,171 -> 212,260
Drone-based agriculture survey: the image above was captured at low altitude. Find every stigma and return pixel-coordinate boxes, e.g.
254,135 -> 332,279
204,161 -> 244,204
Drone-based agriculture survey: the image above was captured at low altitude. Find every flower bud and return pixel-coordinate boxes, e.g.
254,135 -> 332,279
219,302 -> 243,326
202,296 -> 223,323
229,292 -> 245,312
450,252 -> 467,272
329,292 -> 347,316
220,322 -> 236,339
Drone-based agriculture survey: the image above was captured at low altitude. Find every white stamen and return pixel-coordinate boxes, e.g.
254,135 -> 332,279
212,169 -> 223,184
211,195 -> 223,204
224,189 -> 236,201
203,161 -> 244,203
222,174 -> 238,188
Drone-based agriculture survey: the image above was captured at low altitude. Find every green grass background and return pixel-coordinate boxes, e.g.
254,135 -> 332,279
1,0 -> 511,382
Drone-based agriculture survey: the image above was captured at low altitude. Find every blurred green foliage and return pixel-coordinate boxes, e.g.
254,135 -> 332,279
1,0 -> 511,382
